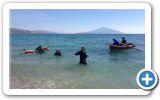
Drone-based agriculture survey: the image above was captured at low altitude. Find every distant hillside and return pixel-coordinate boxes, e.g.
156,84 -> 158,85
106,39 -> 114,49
77,27 -> 124,34
10,27 -> 124,34
10,28 -> 58,34
10,28 -> 31,34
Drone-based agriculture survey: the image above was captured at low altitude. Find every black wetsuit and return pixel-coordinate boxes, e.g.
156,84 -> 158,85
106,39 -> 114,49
75,51 -> 88,65
35,46 -> 44,54
54,51 -> 62,56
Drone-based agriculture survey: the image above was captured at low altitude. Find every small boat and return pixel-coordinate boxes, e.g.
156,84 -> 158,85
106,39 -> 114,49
109,43 -> 136,50
23,50 -> 35,54
23,47 -> 49,54
42,47 -> 49,51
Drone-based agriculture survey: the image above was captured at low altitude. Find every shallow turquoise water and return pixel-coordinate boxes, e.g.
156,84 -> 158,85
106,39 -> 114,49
10,34 -> 144,89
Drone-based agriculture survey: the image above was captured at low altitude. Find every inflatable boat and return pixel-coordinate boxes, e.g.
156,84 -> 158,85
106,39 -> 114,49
23,47 -> 49,54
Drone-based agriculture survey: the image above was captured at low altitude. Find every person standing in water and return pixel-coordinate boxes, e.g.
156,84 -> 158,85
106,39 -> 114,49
75,47 -> 88,65
54,49 -> 62,56
35,45 -> 44,54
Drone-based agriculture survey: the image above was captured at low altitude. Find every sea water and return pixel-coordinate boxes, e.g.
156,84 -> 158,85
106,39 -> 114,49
10,34 -> 144,89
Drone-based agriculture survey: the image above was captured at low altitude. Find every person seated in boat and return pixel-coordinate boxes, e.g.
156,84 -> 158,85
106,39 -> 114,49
35,45 -> 44,54
54,49 -> 62,56
75,47 -> 88,65
112,38 -> 120,46
121,37 -> 127,45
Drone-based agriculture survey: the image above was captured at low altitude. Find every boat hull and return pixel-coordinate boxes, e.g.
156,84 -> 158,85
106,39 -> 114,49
109,43 -> 136,50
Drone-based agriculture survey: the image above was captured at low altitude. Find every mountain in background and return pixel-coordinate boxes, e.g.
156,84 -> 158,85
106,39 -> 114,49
10,27 -> 124,34
77,27 -> 124,34
10,28 -> 31,34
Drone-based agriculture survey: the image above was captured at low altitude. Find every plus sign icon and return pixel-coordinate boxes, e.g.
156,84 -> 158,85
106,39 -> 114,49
137,69 -> 158,90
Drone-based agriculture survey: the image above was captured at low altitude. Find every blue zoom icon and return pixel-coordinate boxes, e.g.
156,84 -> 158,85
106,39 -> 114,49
137,69 -> 158,90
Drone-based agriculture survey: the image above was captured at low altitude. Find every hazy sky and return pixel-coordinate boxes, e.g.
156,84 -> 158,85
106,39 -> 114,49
10,9 -> 145,33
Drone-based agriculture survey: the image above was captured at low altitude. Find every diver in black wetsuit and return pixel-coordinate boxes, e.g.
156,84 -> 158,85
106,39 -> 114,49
35,45 -> 44,54
75,47 -> 88,65
54,49 -> 62,56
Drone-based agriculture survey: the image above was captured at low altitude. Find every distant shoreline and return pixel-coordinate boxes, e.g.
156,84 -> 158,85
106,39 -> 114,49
10,27 -> 144,34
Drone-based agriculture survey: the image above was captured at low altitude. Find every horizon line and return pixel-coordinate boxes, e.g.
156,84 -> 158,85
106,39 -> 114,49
10,27 -> 145,34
